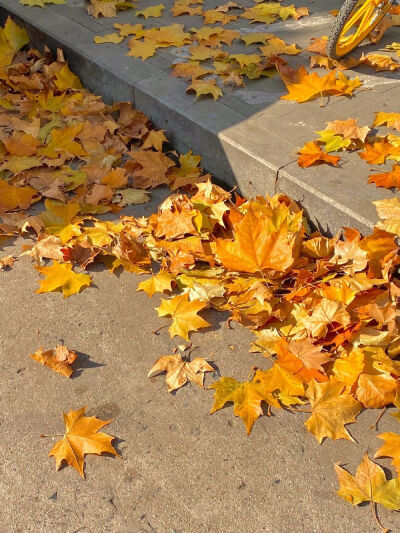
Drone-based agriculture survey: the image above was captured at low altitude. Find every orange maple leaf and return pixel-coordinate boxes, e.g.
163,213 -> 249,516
298,141 -> 341,168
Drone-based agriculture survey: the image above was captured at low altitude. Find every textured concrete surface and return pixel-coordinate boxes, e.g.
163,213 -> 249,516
1,192 -> 400,533
1,0 -> 400,234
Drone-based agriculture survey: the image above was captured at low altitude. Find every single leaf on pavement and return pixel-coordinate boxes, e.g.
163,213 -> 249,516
335,453 -> 400,510
35,262 -> 92,298
48,406 -> 119,478
373,197 -> 400,236
148,353 -> 213,391
279,66 -> 362,103
186,79 -> 223,101
94,33 -> 124,44
156,293 -> 210,340
136,4 -> 165,18
305,380 -> 361,443
368,165 -> 400,189
30,345 -> 77,377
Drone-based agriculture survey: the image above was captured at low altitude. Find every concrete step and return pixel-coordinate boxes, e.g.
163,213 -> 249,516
1,0 -> 400,235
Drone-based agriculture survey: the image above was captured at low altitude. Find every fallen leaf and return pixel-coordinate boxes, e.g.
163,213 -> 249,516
186,79 -> 223,101
48,406 -> 119,478
156,293 -> 210,340
148,353 -> 213,391
35,262 -> 92,298
298,141 -> 341,168
335,453 -> 400,509
30,345 -> 77,377
136,4 -> 165,18
305,380 -> 361,443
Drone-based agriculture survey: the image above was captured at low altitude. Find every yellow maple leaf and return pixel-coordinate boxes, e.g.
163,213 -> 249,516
373,111 -> 400,131
54,63 -> 83,90
35,262 -> 92,298
136,4 -> 165,18
48,406 -> 119,478
279,66 -> 362,103
126,39 -> 158,60
210,375 -> 274,434
0,180 -> 38,212
335,453 -> 400,510
156,294 -> 210,340
216,204 -> 300,274
260,36 -> 301,57
137,271 -> 175,297
39,124 -> 87,158
374,197 -> 400,236
148,353 -> 213,391
186,79 -> 223,101
305,380 -> 361,443
94,33 -> 124,44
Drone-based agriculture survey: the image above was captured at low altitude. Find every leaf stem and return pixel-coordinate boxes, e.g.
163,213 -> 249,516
246,365 -> 257,382
370,407 -> 388,431
152,324 -> 168,335
39,433 -> 64,438
370,501 -> 389,533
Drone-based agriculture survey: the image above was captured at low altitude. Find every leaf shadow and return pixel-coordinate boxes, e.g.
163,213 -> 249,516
71,351 -> 105,379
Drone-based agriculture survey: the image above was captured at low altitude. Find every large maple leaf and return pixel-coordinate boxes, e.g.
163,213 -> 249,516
48,407 -> 119,478
216,205 -> 300,274
279,66 -> 362,103
35,262 -> 92,298
305,380 -> 361,443
335,453 -> 400,510
210,376 -> 274,435
156,294 -> 210,340
0,180 -> 38,212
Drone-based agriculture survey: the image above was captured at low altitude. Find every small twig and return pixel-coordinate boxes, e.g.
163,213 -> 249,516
152,325 -> 168,335
370,501 -> 389,533
370,407 -> 388,431
246,366 -> 257,382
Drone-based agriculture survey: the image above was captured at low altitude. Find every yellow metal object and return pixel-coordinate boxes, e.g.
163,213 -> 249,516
335,0 -> 392,57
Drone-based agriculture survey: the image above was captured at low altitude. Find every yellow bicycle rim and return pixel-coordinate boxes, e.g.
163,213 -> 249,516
335,0 -> 392,57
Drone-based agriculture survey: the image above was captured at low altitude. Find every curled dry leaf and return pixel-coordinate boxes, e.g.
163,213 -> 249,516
30,345 -> 77,377
0,255 -> 15,270
148,353 -> 214,391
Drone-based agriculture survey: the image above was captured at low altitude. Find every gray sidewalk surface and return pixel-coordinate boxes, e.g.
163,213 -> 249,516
1,0 -> 400,234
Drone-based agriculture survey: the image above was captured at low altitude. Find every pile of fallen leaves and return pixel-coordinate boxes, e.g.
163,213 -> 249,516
2,17 -> 400,529
90,1 -> 400,102
20,0 -> 400,102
